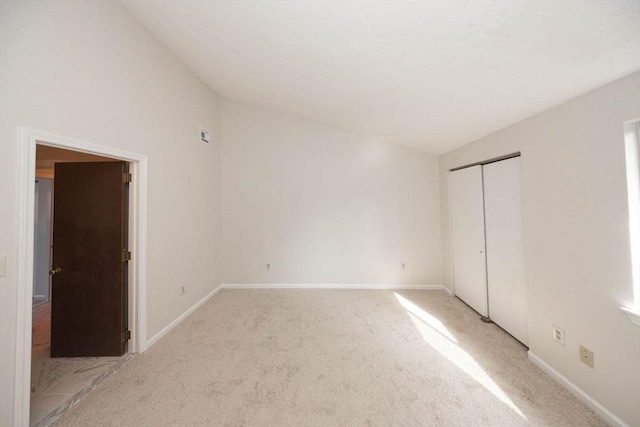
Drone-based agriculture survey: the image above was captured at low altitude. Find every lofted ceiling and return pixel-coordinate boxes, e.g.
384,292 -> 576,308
121,0 -> 640,155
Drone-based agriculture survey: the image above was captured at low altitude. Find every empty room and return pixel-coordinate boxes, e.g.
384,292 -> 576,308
1,1 -> 639,426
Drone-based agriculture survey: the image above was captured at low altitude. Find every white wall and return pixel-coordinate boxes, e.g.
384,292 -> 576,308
0,2 -> 221,424
221,98 -> 442,285
440,72 -> 640,426
4,1 -> 634,425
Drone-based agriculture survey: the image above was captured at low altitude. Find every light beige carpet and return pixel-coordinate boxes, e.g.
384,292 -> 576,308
53,289 -> 605,426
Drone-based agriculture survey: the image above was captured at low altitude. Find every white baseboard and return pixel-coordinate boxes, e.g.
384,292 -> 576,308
145,285 -> 222,349
221,283 -> 446,290
145,284 -> 448,350
527,351 -> 629,427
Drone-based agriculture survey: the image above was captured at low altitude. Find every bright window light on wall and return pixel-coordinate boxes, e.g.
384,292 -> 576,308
622,119 -> 640,327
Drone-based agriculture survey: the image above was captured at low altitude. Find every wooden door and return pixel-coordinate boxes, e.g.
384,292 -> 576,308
449,165 -> 488,317
50,162 -> 129,357
484,157 -> 528,345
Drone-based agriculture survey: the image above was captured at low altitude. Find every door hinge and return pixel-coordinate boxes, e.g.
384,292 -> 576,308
122,250 -> 132,262
122,330 -> 131,342
123,173 -> 132,183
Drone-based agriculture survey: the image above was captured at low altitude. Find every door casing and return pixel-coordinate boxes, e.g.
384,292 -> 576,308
14,128 -> 149,427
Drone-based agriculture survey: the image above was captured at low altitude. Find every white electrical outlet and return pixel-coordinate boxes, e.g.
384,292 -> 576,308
579,345 -> 594,368
180,286 -> 186,296
266,263 -> 271,270
401,262 -> 406,269
552,325 -> 565,345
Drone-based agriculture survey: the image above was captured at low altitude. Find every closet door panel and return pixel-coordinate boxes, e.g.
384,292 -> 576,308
483,157 -> 528,345
449,166 -> 488,316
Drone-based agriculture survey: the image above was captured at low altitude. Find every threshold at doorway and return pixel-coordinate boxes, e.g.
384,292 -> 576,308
30,353 -> 132,426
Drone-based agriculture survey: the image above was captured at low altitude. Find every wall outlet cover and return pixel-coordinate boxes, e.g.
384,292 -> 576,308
579,345 -> 594,368
552,325 -> 565,345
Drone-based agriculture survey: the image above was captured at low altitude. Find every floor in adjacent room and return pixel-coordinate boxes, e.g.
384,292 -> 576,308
52,289 -> 606,426
30,302 -> 129,427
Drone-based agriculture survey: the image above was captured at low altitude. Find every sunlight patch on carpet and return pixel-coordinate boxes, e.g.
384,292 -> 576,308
394,293 -> 526,420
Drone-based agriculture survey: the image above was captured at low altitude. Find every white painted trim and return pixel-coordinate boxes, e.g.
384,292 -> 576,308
130,157 -> 149,352
144,283 -> 448,347
144,283 -> 447,351
441,286 -> 454,296
221,283 -> 446,290
527,351 -> 629,427
620,306 -> 640,327
146,286 -> 223,349
14,128 -> 36,427
14,128 -> 149,427
446,171 -> 457,298
623,119 -> 640,324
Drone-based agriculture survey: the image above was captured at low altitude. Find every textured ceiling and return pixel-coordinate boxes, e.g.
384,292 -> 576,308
122,0 -> 640,155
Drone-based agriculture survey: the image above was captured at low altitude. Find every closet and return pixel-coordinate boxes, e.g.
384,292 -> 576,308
449,156 -> 527,345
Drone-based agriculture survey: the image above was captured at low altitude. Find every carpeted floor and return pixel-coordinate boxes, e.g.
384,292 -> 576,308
53,289 -> 605,426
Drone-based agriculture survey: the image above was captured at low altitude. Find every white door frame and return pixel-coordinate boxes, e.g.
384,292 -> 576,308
14,128 -> 148,426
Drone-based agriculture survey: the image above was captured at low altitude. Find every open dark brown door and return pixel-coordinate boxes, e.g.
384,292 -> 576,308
50,162 -> 129,357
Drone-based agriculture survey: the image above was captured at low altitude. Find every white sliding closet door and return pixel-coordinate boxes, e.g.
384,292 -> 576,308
449,165 -> 488,317
483,157 -> 528,345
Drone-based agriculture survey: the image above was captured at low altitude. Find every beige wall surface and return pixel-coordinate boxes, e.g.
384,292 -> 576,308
439,72 -> 640,426
220,98 -> 442,285
0,1 -> 222,424
2,1 -> 637,426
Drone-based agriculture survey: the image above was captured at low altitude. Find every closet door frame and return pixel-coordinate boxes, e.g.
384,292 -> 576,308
448,153 -> 524,334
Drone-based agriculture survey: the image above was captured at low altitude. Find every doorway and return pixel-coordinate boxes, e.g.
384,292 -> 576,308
31,146 -> 131,425
32,146 -> 122,359
15,128 -> 149,427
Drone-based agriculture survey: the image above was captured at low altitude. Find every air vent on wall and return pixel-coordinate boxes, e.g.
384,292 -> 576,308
199,127 -> 211,145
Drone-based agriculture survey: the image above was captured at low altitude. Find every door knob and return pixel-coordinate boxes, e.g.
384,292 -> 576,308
49,267 -> 61,275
